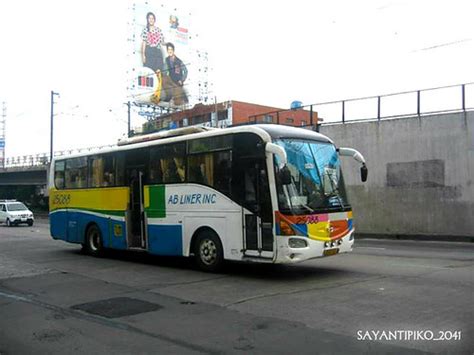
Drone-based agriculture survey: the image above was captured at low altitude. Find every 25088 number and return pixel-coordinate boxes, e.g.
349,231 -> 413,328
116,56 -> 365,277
53,194 -> 71,206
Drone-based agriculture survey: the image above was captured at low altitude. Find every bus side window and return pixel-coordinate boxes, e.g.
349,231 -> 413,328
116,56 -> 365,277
213,151 -> 231,196
162,158 -> 181,183
149,148 -> 164,183
231,133 -> 271,217
65,157 -> 87,189
174,157 -> 185,182
115,153 -> 125,186
88,155 -> 115,187
188,154 -> 210,185
54,161 -> 65,189
244,168 -> 257,203
158,143 -> 185,184
89,156 -> 104,187
103,156 -> 115,186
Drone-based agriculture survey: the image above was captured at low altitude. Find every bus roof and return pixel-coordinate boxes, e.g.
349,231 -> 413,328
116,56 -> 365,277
255,124 -> 333,144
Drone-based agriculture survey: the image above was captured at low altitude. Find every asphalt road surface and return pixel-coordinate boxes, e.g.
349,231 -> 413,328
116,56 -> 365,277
0,218 -> 472,354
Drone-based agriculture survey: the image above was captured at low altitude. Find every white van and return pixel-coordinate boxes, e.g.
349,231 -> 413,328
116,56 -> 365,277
0,200 -> 35,226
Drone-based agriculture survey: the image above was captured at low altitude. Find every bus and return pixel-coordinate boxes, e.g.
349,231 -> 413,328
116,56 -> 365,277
49,124 -> 367,271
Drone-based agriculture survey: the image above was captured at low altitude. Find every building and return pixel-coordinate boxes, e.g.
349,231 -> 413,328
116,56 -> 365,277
140,100 -> 319,134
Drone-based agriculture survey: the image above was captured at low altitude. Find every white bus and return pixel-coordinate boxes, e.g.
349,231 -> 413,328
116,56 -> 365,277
49,124 -> 367,271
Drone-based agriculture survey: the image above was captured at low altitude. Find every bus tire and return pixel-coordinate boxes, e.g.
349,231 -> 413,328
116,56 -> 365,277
194,230 -> 224,272
6,219 -> 11,227
83,224 -> 104,257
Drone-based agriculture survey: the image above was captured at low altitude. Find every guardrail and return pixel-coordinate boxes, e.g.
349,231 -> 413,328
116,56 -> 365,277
249,82 -> 474,125
1,144 -> 116,169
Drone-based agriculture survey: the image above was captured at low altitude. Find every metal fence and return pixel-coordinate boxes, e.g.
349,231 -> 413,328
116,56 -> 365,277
249,82 -> 474,125
1,144 -> 116,169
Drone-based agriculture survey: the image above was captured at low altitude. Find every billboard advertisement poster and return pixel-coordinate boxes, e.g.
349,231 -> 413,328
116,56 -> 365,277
131,3 -> 196,108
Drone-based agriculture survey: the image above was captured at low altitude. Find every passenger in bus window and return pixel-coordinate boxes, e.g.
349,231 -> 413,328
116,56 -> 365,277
163,158 -> 179,183
103,172 -> 113,187
174,157 -> 185,181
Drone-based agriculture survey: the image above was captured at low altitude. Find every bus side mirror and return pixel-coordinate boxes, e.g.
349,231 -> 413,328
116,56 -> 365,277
279,166 -> 292,185
361,164 -> 368,182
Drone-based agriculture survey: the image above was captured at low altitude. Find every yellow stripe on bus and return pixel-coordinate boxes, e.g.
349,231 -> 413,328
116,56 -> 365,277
49,188 -> 129,212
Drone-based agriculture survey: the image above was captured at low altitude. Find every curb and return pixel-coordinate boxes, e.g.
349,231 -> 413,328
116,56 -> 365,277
356,233 -> 474,243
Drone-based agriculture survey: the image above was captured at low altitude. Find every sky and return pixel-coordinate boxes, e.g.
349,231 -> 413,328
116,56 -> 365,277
0,0 -> 473,158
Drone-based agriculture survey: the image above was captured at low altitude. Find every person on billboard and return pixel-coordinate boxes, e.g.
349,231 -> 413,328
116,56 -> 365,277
141,12 -> 165,73
163,42 -> 188,105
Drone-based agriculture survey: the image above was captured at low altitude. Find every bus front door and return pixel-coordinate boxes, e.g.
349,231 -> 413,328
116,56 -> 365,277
242,163 -> 274,259
127,168 -> 147,249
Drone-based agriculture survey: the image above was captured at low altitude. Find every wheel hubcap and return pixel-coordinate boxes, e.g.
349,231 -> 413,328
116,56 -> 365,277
90,231 -> 100,251
199,239 -> 217,265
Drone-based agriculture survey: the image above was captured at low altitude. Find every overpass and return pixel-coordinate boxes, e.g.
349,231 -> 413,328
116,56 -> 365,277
0,165 -> 48,186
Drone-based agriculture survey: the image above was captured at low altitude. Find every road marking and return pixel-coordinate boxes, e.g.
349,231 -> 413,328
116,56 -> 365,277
0,290 -> 29,302
389,263 -> 448,270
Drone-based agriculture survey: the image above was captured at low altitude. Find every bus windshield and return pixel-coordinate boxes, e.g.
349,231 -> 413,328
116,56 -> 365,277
275,139 -> 349,215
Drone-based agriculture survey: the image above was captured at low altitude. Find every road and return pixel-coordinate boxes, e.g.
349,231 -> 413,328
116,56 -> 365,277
0,219 -> 472,354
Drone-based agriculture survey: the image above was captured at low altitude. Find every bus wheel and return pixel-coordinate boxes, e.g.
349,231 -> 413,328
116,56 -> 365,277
6,219 -> 11,227
84,224 -> 104,257
194,231 -> 224,272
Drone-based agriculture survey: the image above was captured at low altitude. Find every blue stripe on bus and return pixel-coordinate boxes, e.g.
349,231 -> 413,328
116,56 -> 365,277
147,224 -> 183,256
49,210 -> 127,250
50,210 -> 68,241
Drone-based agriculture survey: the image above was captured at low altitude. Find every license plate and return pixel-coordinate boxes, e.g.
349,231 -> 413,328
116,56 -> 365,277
324,248 -> 339,256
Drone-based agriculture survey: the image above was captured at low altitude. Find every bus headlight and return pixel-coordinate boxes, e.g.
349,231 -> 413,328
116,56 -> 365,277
288,238 -> 308,248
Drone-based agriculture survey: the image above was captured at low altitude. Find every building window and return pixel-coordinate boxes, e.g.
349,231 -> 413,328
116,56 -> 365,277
263,115 -> 273,123
192,114 -> 209,125
218,110 -> 228,121
286,118 -> 294,124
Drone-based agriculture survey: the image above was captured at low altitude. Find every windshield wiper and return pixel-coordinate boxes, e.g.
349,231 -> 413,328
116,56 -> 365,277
300,204 -> 315,214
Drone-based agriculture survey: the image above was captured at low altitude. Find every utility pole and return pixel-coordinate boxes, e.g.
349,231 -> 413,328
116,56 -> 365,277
125,101 -> 132,138
0,102 -> 6,168
50,91 -> 59,162
127,101 -> 131,137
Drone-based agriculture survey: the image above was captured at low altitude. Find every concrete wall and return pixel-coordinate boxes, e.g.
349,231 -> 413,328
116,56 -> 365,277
320,111 -> 474,237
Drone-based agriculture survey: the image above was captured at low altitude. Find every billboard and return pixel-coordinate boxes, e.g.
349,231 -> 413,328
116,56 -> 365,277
129,2 -> 208,109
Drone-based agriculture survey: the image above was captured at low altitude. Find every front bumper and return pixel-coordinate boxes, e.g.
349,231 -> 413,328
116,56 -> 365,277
9,217 -> 34,225
274,230 -> 355,264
